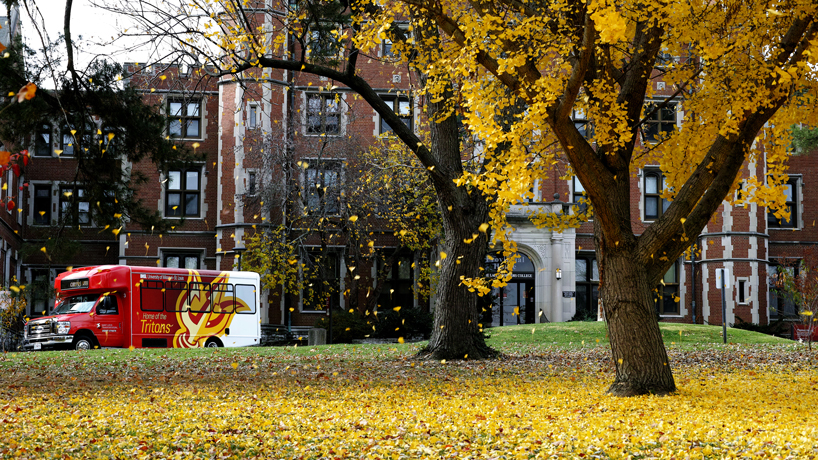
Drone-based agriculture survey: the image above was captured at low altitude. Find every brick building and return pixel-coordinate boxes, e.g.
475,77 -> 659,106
6,4 -> 816,332
0,5 -> 24,301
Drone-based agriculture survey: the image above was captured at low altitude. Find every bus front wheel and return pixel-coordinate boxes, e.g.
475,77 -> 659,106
204,337 -> 222,348
73,335 -> 96,351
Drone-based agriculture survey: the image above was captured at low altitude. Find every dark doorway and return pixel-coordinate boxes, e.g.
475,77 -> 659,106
488,253 -> 536,326
574,253 -> 599,320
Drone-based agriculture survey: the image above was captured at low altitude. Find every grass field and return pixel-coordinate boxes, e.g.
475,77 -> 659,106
1,324 -> 814,459
485,321 -> 791,348
0,322 -> 792,369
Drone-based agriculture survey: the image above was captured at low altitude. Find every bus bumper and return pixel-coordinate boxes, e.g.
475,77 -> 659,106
22,335 -> 74,351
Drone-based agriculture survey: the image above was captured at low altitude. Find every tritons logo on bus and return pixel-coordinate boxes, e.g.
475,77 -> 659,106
172,271 -> 251,348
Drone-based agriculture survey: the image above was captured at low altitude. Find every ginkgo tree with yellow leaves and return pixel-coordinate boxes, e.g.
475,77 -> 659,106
103,0 -> 817,395
355,0 -> 817,396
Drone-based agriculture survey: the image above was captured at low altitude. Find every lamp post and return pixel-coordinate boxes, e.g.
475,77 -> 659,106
233,245 -> 246,271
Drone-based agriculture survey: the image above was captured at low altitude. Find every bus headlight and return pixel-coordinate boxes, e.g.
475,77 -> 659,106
56,321 -> 71,335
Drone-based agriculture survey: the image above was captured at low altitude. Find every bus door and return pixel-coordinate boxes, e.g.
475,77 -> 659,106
95,294 -> 125,347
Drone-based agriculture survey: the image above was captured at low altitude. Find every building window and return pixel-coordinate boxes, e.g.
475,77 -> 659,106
167,99 -> 202,139
571,108 -> 594,139
303,250 -> 340,312
379,94 -> 413,134
165,168 -> 201,217
247,171 -> 257,196
737,278 -> 749,304
29,269 -> 53,317
767,178 -> 798,229
572,176 -> 591,216
309,29 -> 340,58
382,38 -> 395,58
35,124 -> 52,156
33,184 -> 51,225
655,261 -> 680,315
60,126 -> 75,157
305,160 -> 341,215
378,253 -> 414,310
644,170 -> 670,220
306,93 -> 340,135
643,102 -> 677,142
655,49 -> 676,70
164,252 -> 200,269
248,103 -> 258,129
770,265 -> 798,318
59,186 -> 90,225
574,254 -> 599,320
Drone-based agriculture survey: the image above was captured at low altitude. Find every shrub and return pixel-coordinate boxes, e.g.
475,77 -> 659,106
372,308 -> 433,340
315,307 -> 434,343
732,316 -> 791,338
315,310 -> 370,344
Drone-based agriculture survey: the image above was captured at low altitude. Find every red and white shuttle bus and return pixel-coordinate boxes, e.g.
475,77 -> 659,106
23,265 -> 261,350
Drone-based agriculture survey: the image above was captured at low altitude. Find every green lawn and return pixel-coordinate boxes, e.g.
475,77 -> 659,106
0,322 -> 793,371
485,321 -> 792,348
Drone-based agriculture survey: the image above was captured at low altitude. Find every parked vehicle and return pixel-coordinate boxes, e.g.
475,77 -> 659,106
23,265 -> 260,350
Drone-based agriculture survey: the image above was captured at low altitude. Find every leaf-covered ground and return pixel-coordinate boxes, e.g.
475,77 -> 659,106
1,343 -> 816,459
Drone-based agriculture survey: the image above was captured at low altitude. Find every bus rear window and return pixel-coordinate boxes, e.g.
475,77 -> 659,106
235,284 -> 256,314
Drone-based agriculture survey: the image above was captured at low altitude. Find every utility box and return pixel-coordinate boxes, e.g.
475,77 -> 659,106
308,328 -> 327,346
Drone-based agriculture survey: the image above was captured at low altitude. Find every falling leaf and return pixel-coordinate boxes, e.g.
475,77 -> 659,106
16,82 -> 36,102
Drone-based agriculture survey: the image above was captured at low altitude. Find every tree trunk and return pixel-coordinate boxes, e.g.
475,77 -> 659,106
419,195 -> 497,360
601,247 -> 676,396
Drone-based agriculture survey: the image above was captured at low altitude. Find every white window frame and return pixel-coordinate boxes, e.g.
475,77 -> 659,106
304,93 -> 343,136
246,169 -> 258,196
380,23 -> 410,59
33,123 -> 54,157
642,168 -> 670,222
58,184 -> 92,227
308,28 -> 341,60
736,277 -> 750,305
572,176 -> 590,217
767,175 -> 801,230
248,102 -> 259,130
30,181 -> 53,226
163,166 -> 204,219
377,93 -> 414,135
166,97 -> 204,140
571,108 -> 594,140
656,259 -> 682,317
160,249 -> 204,269
642,100 -> 681,143
302,158 -> 343,215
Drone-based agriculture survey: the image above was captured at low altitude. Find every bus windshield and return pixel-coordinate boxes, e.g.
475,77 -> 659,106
53,294 -> 99,315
